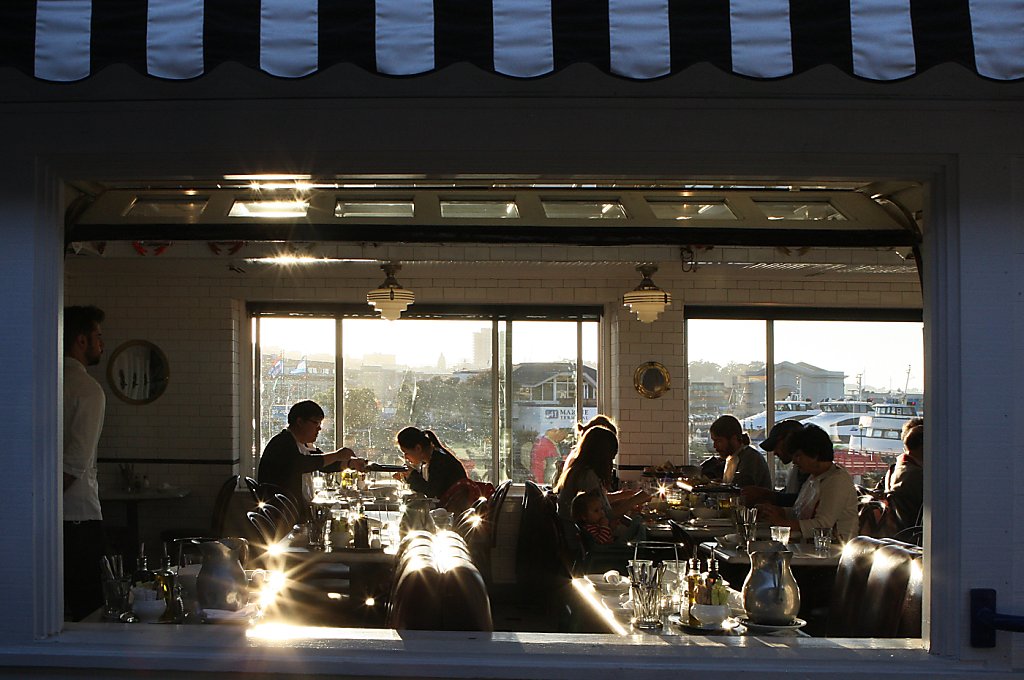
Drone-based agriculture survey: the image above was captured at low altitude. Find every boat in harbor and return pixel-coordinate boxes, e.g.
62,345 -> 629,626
847,403 -> 919,458
741,400 -> 820,440
800,400 -> 874,444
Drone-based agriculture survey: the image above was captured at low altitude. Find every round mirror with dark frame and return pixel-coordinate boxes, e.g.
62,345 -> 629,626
634,361 -> 671,399
106,340 -> 170,405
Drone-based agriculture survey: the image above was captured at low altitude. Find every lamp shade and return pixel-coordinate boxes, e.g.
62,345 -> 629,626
367,262 -> 415,320
623,264 -> 671,323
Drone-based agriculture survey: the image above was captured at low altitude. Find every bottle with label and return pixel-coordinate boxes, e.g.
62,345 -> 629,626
684,557 -> 702,622
155,543 -> 177,621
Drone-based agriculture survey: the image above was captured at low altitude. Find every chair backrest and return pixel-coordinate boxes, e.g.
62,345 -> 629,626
516,482 -> 571,591
258,503 -> 293,542
244,476 -> 260,503
246,511 -> 277,547
211,474 -> 241,537
857,541 -> 922,637
826,535 -> 886,636
487,480 -> 513,547
271,493 -> 300,527
667,519 -> 697,557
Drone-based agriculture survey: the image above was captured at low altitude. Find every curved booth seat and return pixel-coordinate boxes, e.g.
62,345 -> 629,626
826,535 -> 923,638
388,530 -> 493,632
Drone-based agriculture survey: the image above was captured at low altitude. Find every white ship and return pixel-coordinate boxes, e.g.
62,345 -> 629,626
741,400 -> 820,439
847,403 -> 920,458
801,400 -> 874,444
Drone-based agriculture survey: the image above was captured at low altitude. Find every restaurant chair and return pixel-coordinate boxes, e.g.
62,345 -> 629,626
258,504 -> 294,542
160,474 -> 241,545
246,511 -> 277,550
825,536 -> 886,636
516,482 -> 572,594
270,493 -> 300,527
244,477 -> 260,503
667,519 -> 698,557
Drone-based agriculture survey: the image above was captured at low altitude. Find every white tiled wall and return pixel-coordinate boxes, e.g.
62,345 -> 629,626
64,245 -> 921,551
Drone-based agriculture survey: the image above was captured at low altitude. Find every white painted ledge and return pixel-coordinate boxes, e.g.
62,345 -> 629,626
0,624 -> 1015,679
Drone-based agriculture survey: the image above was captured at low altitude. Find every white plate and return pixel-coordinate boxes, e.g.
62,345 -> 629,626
584,574 -> 629,593
737,616 -> 807,633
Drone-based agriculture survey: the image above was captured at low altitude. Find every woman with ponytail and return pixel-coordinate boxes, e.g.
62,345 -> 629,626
395,426 -> 470,503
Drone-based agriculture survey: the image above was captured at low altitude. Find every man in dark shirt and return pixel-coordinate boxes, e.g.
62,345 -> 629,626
257,400 -> 365,509
741,419 -> 807,506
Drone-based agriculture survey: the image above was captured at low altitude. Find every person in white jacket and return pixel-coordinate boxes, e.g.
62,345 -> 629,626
758,424 -> 858,542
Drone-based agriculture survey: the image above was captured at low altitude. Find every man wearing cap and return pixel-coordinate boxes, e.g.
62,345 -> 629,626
740,419 -> 808,506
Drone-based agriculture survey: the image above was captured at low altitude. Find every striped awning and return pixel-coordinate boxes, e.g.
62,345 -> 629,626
3,0 -> 1023,83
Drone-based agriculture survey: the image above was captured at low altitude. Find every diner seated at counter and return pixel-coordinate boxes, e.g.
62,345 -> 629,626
257,400 -> 367,515
757,424 -> 859,541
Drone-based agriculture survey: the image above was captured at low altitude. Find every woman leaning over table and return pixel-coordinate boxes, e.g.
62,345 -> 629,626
394,426 -> 469,499
553,425 -> 648,539
757,424 -> 859,541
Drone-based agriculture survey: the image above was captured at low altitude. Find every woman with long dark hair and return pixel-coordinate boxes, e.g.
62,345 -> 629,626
553,426 -> 648,528
395,426 -> 470,503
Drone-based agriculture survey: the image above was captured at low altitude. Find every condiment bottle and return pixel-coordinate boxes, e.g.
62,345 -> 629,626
685,557 -> 703,622
131,544 -> 155,588
155,543 -> 177,622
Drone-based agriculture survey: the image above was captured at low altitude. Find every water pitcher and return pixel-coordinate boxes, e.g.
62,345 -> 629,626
197,537 -> 248,611
741,547 -> 800,625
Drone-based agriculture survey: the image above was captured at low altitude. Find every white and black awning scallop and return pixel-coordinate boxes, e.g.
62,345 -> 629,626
3,0 -> 1022,83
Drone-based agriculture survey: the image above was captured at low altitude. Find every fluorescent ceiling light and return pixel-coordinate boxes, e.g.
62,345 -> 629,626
229,199 -> 309,218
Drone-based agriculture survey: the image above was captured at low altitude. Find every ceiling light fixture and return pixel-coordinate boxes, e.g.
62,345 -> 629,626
623,264 -> 671,323
367,262 -> 415,321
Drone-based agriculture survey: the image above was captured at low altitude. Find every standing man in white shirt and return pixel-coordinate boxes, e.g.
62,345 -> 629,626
63,305 -> 107,620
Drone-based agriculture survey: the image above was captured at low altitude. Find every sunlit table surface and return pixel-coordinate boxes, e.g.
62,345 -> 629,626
699,541 -> 843,567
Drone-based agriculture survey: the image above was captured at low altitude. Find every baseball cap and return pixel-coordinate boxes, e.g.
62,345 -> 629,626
759,419 -> 804,452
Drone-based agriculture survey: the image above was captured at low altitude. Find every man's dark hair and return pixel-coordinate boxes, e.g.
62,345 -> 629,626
287,400 -> 325,426
788,423 -> 834,462
903,424 -> 923,453
63,305 -> 104,355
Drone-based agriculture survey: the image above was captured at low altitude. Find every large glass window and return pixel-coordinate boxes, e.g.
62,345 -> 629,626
686,319 -> 766,464
686,312 -> 924,488
253,309 -> 598,484
256,317 -> 338,454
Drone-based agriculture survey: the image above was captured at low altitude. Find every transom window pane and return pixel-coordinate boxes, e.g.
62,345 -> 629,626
541,200 -> 627,219
229,199 -> 309,218
126,196 -> 208,219
755,200 -> 846,221
336,200 -> 414,218
648,200 -> 736,220
440,200 -> 519,219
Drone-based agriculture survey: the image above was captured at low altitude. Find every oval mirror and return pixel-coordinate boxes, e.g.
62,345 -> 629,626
634,361 -> 671,399
106,340 -> 170,405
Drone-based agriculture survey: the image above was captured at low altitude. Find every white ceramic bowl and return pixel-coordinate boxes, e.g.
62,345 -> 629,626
132,599 -> 166,623
690,604 -> 730,627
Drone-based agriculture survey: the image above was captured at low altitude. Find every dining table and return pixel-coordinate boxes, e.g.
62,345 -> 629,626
100,485 -> 191,555
696,540 -> 842,636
